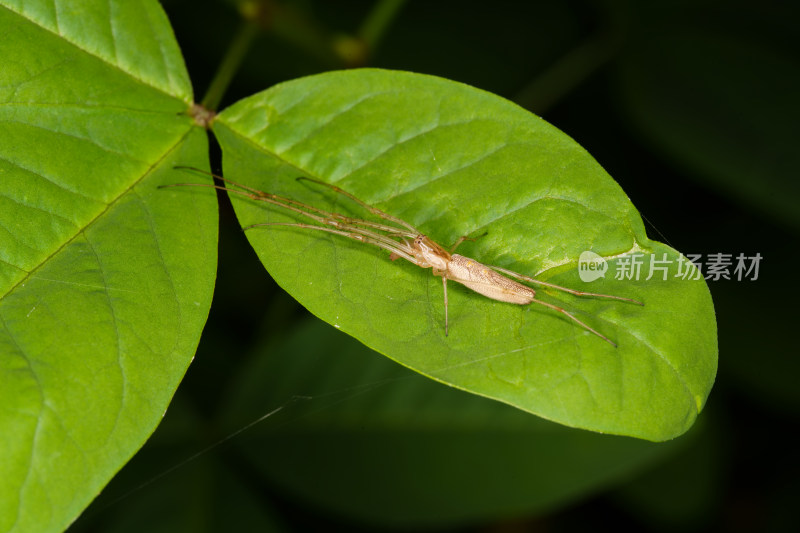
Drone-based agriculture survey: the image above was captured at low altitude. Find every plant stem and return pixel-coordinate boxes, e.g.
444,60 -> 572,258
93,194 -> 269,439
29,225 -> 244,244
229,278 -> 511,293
201,19 -> 260,111
514,1 -> 629,114
514,31 -> 620,115
358,0 -> 407,51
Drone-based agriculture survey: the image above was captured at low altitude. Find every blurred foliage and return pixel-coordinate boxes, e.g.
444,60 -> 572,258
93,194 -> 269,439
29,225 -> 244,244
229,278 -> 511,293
72,0 -> 799,530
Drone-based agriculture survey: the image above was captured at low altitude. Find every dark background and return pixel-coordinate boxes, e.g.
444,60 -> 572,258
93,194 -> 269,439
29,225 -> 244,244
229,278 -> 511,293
73,0 -> 799,531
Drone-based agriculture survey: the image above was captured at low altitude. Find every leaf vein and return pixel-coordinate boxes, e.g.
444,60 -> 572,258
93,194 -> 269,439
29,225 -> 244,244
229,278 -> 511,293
6,3 -> 182,100
0,309 -> 45,530
274,89 -> 406,154
83,231 -> 126,441
0,117 -> 150,164
0,129 -> 192,302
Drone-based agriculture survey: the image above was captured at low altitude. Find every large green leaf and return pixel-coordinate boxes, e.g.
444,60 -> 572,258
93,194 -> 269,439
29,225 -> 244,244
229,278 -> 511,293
212,69 -> 717,441
0,2 -> 216,532
222,318 -> 691,528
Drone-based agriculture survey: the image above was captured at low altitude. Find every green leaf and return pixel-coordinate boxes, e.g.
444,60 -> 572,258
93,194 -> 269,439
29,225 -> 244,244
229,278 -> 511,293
212,69 -> 717,442
0,2 -> 216,531
223,318 -> 688,527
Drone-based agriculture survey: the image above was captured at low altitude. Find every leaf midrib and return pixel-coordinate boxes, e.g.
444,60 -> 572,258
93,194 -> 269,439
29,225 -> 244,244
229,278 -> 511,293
0,128 -> 193,301
2,4 -> 186,102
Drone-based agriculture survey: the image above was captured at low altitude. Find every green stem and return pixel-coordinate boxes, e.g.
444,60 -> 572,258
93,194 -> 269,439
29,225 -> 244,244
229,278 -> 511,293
514,31 -> 620,114
514,0 -> 629,114
358,0 -> 407,51
201,20 -> 260,111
